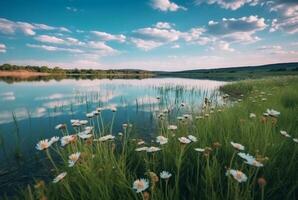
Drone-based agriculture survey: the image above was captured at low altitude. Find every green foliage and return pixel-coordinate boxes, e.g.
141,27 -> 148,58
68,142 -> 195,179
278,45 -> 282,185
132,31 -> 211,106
11,76 -> 298,200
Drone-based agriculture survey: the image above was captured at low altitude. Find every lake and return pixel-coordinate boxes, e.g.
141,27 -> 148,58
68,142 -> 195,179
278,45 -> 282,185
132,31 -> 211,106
0,77 -> 226,196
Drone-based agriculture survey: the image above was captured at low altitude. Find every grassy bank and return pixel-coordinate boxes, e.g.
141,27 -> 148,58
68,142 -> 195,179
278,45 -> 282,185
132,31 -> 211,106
11,76 -> 298,200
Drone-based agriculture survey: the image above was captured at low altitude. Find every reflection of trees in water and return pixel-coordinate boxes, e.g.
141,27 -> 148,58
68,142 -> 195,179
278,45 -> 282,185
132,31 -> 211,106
0,74 -> 153,84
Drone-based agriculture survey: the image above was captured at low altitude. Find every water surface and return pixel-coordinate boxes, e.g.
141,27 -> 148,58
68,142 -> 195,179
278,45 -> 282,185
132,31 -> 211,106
0,77 -> 226,196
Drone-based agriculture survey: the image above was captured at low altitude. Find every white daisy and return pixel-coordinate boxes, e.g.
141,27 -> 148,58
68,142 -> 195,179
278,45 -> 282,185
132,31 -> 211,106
135,147 -> 148,152
194,148 -> 205,152
226,169 -> 247,183
146,146 -> 161,153
167,125 -> 177,130
86,112 -> 94,118
230,141 -> 245,151
280,130 -> 291,138
293,138 -> 298,143
249,113 -> 256,118
132,178 -> 149,193
160,171 -> 172,179
178,137 -> 191,144
61,135 -> 76,147
80,120 -> 88,125
156,136 -> 168,145
68,152 -> 81,167
265,109 -> 280,117
36,139 -> 51,150
55,124 -> 65,130
49,136 -> 60,145
188,135 -> 198,142
53,172 -> 67,183
238,152 -> 263,167
94,134 -> 115,142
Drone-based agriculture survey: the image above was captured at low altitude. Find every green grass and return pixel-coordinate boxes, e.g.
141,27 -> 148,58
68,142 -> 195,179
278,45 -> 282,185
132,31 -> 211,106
13,76 -> 298,200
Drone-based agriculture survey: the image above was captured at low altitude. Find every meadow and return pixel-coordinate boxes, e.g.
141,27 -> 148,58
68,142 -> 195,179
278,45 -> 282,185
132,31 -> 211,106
7,76 -> 298,200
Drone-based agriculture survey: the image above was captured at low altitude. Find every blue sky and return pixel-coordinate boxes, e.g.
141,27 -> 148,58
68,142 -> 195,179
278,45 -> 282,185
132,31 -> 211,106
0,0 -> 297,71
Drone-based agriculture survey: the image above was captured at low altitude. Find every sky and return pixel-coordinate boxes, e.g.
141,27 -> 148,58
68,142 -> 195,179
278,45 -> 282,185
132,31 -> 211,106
0,0 -> 298,71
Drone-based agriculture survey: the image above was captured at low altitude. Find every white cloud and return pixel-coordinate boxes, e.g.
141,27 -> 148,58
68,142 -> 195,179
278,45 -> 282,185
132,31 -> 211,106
256,45 -> 298,55
0,43 -> 6,53
0,18 -> 70,36
26,43 -> 84,53
66,6 -> 78,12
131,25 -> 182,50
196,0 -> 257,10
155,22 -> 173,29
151,0 -> 187,11
171,44 -> 180,48
217,41 -> 235,52
130,38 -> 163,51
91,31 -> 126,43
34,35 -> 65,44
87,41 -> 118,55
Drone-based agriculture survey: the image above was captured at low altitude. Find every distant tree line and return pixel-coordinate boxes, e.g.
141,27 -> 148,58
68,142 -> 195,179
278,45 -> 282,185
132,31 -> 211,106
0,63 -> 153,75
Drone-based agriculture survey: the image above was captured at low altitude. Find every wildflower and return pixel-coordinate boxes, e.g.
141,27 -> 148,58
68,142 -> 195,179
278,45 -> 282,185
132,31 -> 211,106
135,147 -> 148,152
92,110 -> 99,116
163,108 -> 170,114
213,142 -> 221,148
122,123 -> 128,129
183,114 -> 191,119
96,107 -> 103,112
68,152 -> 81,167
71,120 -> 81,127
55,124 -> 66,130
245,158 -> 264,167
156,136 -> 168,145
137,140 -> 145,145
167,125 -> 177,130
249,113 -> 256,118
84,126 -> 93,132
80,120 -> 88,125
94,134 -> 115,142
293,138 -> 298,143
204,113 -> 209,117
230,141 -> 245,151
261,98 -> 267,101
111,107 -> 117,112
226,169 -> 247,183
238,152 -> 263,167
188,135 -> 198,142
49,136 -> 59,145
146,146 -> 161,153
265,109 -> 280,117
118,132 -> 123,136
160,171 -> 172,179
86,112 -> 94,118
36,139 -> 51,150
132,179 -> 149,193
78,133 -> 93,139
280,130 -> 291,138
258,177 -> 267,188
195,116 -> 203,120
178,137 -> 191,144
194,148 -> 205,152
53,172 -> 67,183
143,192 -> 150,200
149,172 -> 159,183
177,116 -> 183,121
61,135 -> 77,147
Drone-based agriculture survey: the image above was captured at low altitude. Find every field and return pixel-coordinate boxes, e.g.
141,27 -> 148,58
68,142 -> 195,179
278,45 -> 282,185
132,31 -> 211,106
8,76 -> 298,200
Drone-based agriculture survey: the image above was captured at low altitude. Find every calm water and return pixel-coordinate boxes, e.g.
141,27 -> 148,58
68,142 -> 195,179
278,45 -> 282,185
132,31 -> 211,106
0,77 -> 226,196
